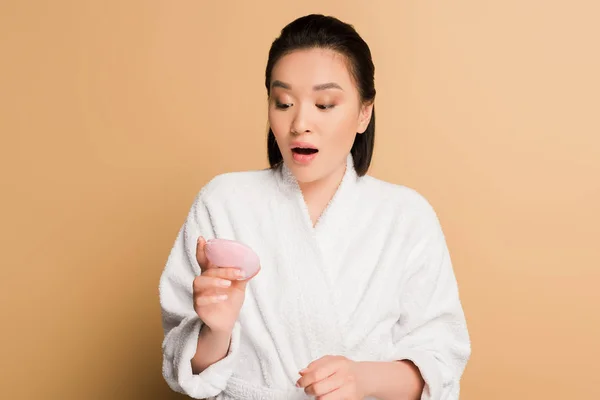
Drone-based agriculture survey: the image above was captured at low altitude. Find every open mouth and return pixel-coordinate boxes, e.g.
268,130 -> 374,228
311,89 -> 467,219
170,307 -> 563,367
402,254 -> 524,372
291,147 -> 319,155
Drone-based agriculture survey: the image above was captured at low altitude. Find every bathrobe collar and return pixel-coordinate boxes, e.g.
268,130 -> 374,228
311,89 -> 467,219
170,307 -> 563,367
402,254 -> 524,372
275,153 -> 359,232
267,153 -> 362,362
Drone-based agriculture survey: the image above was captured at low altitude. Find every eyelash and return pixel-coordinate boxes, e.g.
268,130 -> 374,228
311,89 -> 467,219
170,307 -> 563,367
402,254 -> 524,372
275,102 -> 335,110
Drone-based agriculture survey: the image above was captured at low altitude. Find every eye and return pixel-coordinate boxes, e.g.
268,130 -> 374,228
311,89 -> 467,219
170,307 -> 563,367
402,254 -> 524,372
275,101 -> 292,110
316,104 -> 335,110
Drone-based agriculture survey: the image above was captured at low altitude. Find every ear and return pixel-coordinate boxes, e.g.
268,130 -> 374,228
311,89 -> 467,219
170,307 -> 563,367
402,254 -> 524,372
357,102 -> 374,134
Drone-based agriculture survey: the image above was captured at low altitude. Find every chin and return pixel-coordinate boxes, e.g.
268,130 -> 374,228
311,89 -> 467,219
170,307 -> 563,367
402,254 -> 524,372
290,167 -> 318,183
283,159 -> 321,184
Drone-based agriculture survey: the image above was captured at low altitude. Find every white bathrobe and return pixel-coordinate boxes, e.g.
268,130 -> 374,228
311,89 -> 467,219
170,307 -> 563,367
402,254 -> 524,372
159,154 -> 471,400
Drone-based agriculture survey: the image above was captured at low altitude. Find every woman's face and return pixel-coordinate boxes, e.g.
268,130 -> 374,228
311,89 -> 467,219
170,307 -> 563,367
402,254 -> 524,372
268,48 -> 372,184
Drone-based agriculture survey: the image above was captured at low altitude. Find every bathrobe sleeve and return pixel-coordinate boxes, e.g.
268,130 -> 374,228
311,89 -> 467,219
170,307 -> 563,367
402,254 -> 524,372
159,190 -> 241,399
391,200 -> 471,400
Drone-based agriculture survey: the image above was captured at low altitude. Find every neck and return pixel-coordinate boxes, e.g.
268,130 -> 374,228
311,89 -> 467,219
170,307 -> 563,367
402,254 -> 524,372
299,162 -> 347,227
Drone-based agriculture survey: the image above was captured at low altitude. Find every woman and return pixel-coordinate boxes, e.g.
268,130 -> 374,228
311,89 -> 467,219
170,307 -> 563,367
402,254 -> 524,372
159,14 -> 471,400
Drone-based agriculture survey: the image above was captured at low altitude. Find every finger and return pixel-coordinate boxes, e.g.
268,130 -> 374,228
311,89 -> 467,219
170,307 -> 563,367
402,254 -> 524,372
300,355 -> 338,374
297,359 -> 340,389
193,275 -> 233,292
202,267 -> 246,281
304,372 -> 345,397
315,384 -> 351,400
194,293 -> 228,307
196,236 -> 211,270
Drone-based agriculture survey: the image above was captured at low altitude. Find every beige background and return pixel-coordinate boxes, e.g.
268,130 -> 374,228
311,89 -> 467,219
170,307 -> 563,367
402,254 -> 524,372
1,1 -> 599,399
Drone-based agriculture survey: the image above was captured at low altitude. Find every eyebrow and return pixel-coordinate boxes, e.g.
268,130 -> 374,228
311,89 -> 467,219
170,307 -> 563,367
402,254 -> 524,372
271,80 -> 343,91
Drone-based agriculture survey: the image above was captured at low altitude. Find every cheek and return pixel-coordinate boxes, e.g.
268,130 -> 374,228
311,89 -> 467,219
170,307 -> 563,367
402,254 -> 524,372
327,110 -> 360,142
268,109 -> 287,138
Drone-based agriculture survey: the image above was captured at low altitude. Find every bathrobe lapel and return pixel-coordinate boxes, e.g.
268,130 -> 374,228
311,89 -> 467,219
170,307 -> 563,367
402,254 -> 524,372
275,155 -> 360,358
242,155 -> 361,384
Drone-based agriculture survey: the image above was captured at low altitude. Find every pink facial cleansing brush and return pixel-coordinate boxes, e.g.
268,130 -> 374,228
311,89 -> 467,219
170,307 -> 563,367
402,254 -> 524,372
204,238 -> 261,279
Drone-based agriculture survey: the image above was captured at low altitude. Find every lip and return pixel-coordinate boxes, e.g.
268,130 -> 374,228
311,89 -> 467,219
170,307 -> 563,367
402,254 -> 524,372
290,141 -> 318,150
291,150 -> 318,164
289,141 -> 319,165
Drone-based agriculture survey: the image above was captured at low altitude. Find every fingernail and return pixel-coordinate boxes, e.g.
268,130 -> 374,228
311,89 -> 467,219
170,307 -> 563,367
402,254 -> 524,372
218,279 -> 231,287
215,294 -> 228,302
236,270 -> 246,279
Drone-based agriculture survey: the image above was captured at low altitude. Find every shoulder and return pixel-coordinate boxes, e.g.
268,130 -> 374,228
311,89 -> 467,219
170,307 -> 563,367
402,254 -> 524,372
360,174 -> 442,229
196,167 -> 275,202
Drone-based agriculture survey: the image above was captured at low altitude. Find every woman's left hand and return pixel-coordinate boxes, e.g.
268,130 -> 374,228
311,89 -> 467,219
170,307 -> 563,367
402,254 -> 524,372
296,355 -> 369,399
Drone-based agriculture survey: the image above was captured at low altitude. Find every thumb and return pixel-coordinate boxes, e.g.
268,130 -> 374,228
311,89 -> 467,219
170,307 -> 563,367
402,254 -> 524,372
196,236 -> 212,271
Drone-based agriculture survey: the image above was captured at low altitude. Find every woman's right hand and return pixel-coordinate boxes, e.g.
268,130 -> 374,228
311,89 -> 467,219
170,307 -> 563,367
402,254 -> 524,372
192,236 -> 252,334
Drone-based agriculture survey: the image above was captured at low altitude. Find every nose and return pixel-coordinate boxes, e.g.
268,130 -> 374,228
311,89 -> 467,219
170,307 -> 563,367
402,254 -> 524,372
290,104 -> 312,135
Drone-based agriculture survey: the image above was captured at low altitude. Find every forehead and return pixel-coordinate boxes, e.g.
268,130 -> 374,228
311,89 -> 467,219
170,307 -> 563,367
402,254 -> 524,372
271,48 -> 354,91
